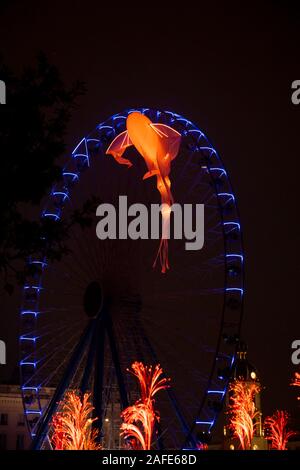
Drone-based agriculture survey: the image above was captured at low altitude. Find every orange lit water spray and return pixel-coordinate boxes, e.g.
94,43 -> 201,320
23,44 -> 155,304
291,372 -> 300,400
120,362 -> 170,450
227,381 -> 261,450
264,410 -> 295,450
50,391 -> 101,450
106,112 -> 181,273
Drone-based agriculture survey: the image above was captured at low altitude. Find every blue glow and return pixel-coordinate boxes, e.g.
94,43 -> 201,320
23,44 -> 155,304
176,117 -> 190,126
98,125 -> 113,131
210,167 -> 227,176
43,213 -> 60,221
224,221 -> 240,230
188,129 -> 204,139
25,410 -> 42,415
127,109 -> 141,115
73,141 -> 90,167
218,192 -> 235,201
87,138 -> 100,144
20,361 -> 37,367
226,288 -> 244,295
226,254 -> 244,262
20,336 -> 38,342
73,153 -> 88,158
72,137 -> 85,155
30,260 -> 47,267
164,111 -> 175,118
24,285 -> 41,291
62,172 -> 79,181
22,386 -> 39,391
207,390 -> 225,395
112,115 -> 127,120
196,421 -> 214,426
199,146 -> 217,155
21,310 -> 39,317
73,153 -> 87,159
52,191 -> 69,201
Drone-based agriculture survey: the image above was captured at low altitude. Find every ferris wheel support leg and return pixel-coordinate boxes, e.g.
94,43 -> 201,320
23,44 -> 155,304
106,312 -> 129,410
80,319 -> 99,394
31,319 -> 96,450
140,329 -> 197,448
93,312 -> 106,439
155,420 -> 165,450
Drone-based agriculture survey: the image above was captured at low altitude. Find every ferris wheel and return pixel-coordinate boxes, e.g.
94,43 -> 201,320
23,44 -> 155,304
19,108 -> 244,449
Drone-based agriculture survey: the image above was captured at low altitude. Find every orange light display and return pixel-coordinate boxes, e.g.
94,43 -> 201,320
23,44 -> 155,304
50,391 -> 101,450
291,372 -> 300,400
196,442 -> 208,450
120,361 -> 170,450
264,410 -> 295,450
121,402 -> 156,450
227,381 -> 261,450
129,361 -> 171,403
106,112 -> 181,273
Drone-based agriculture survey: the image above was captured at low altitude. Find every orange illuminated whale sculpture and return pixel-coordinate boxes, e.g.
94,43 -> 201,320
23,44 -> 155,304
106,112 -> 181,273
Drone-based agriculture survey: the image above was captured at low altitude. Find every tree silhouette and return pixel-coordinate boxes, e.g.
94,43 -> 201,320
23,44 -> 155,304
0,53 -> 88,293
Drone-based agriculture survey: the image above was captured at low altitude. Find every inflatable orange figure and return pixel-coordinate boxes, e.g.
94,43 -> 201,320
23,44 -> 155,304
106,112 -> 181,273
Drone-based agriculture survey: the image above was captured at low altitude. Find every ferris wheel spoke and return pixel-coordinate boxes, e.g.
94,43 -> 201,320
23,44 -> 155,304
20,108 -> 243,449
21,320 -> 82,365
70,230 -> 101,280
23,327 -> 83,388
50,259 -> 91,289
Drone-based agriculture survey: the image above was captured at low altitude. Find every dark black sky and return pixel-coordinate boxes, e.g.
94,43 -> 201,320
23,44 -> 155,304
0,0 -> 300,421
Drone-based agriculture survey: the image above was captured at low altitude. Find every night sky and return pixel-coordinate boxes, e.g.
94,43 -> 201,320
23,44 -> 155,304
1,0 -> 300,424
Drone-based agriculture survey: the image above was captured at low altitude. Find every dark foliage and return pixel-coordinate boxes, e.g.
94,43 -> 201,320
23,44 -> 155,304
0,53 -> 88,293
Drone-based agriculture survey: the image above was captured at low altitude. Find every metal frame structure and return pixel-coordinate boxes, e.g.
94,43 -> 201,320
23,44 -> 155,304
19,108 -> 244,449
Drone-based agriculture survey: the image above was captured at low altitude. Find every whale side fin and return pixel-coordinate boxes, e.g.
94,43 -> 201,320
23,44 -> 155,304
150,123 -> 181,139
106,130 -> 133,167
150,123 -> 181,160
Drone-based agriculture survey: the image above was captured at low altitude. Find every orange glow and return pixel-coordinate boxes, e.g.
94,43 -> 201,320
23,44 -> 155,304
120,362 -> 170,450
196,442 -> 208,450
227,380 -> 261,450
121,402 -> 156,450
50,391 -> 101,450
264,410 -> 295,450
129,361 -> 171,403
106,112 -> 181,273
291,372 -> 300,400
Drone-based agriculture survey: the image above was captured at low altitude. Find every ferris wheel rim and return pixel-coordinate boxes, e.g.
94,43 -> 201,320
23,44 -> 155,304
19,107 -> 244,448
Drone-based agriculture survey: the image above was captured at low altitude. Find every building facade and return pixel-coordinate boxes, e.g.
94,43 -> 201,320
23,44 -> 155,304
0,384 -> 54,450
0,384 -> 31,450
223,343 -> 268,450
